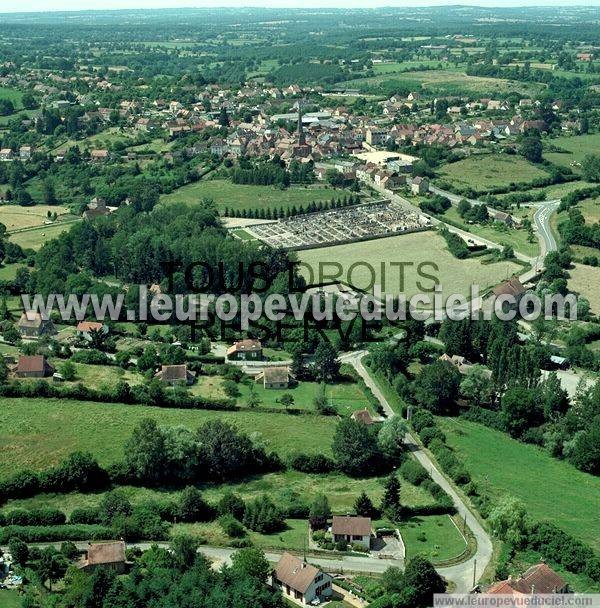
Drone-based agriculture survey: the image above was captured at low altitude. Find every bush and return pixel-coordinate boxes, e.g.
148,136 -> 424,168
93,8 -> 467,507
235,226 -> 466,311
69,507 -> 102,525
4,508 -> 66,526
0,524 -> 113,544
419,426 -> 446,447
219,514 -> 246,538
288,452 -> 335,473
400,459 -> 429,486
410,409 -> 435,433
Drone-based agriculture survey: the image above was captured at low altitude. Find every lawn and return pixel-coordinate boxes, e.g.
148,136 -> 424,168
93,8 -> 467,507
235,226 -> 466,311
9,221 -> 79,250
436,417 -> 600,551
438,155 -> 549,193
399,514 -> 467,563
0,398 -> 337,477
235,379 -> 373,415
441,207 -> 539,257
0,590 -> 21,608
171,518 -> 309,551
0,204 -> 70,231
0,262 -> 25,280
545,134 -> 600,170
160,179 -> 350,213
299,231 -> 522,302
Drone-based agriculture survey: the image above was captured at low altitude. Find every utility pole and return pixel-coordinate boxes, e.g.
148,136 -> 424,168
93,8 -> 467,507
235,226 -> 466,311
472,559 -> 477,588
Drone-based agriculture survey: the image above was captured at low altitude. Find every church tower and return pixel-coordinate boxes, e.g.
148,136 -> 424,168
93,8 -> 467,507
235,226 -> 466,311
297,102 -> 306,146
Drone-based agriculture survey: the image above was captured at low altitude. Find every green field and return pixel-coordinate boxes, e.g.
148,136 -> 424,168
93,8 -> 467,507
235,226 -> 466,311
0,398 -> 337,477
299,231 -> 522,302
0,85 -> 24,108
160,179 -> 350,213
341,69 -> 541,96
0,590 -> 21,608
399,515 -> 467,562
3,469 -> 436,523
441,207 -> 539,257
545,134 -> 600,170
9,221 -> 79,250
438,155 -> 549,193
235,379 -> 373,415
436,417 -> 600,551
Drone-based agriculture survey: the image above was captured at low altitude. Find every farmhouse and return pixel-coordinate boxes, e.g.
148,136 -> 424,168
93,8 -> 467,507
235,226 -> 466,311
256,366 -> 293,390
493,211 -> 515,227
271,553 -> 332,606
78,541 -> 127,574
16,312 -> 55,338
491,277 -> 526,303
13,355 -> 55,379
155,364 -> 196,386
90,149 -> 110,162
0,148 -> 14,161
226,339 -> 263,361
351,408 -> 375,425
410,176 -> 429,195
487,563 -> 567,595
76,321 -> 108,341
331,515 -> 372,550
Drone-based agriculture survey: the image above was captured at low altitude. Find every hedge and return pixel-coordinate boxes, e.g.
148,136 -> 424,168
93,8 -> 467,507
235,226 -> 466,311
0,524 -> 113,543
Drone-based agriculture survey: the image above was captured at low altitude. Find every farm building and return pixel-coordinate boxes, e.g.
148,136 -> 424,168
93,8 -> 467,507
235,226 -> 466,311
16,312 -> 55,338
76,321 -> 108,341
271,552 -> 332,606
78,541 -> 127,574
13,355 -> 55,379
487,563 -> 567,595
255,366 -> 293,390
490,276 -> 526,303
155,364 -> 196,386
331,515 -> 372,550
351,408 -> 375,425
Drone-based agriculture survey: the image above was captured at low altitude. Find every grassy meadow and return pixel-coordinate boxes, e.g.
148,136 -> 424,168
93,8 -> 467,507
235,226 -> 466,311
0,397 -> 337,477
9,221 -> 79,250
0,204 -> 70,231
160,178 -> 350,213
399,515 -> 467,562
299,231 -> 522,301
438,155 -> 549,193
545,133 -> 600,170
436,417 -> 600,551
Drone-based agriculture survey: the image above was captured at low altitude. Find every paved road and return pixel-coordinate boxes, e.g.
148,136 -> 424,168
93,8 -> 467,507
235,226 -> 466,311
430,184 -> 560,261
0,540 -> 403,576
340,351 -> 494,592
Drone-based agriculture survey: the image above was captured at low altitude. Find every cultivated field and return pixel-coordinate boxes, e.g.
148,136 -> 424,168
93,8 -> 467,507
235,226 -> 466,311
341,69 -> 541,96
0,397 -> 337,476
160,178 -> 348,213
437,417 -> 600,551
438,155 -> 549,193
568,263 -> 600,314
299,231 -> 522,301
0,204 -> 69,231
9,221 -> 78,250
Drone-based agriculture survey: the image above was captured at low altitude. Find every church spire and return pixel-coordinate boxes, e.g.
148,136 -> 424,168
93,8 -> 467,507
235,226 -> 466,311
297,101 -> 305,146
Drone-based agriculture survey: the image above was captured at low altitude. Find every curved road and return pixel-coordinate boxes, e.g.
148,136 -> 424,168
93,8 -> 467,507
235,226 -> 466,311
429,184 -> 560,259
340,351 -> 494,592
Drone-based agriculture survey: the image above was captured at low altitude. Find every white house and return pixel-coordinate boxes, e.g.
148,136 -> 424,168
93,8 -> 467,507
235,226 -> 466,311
272,553 -> 332,605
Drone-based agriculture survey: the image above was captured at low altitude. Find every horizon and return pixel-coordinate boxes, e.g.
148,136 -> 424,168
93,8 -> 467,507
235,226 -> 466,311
2,0 -> 600,15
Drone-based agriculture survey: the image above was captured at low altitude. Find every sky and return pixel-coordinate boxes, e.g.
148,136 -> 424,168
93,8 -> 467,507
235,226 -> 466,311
0,0 -> 599,14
